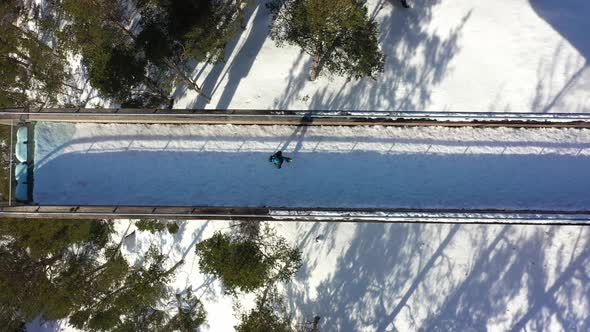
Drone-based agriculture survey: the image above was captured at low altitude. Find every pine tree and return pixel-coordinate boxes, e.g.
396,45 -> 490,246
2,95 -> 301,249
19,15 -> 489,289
50,0 -> 172,107
195,232 -> 272,294
195,225 -> 302,295
70,245 -> 186,331
166,289 -> 207,332
0,219 -> 200,331
268,0 -> 384,80
197,225 -> 301,331
0,0 -> 72,108
0,219 -> 113,326
137,0 -> 247,63
135,0 -> 251,101
235,287 -> 294,332
46,0 -> 250,106
2,0 -> 253,107
136,219 -> 178,234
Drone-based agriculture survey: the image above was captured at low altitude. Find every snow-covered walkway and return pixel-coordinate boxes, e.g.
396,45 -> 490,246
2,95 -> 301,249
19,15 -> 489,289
34,122 -> 590,210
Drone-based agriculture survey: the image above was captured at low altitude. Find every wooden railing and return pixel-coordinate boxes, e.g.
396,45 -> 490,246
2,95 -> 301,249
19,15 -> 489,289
2,108 -> 590,128
2,205 -> 590,225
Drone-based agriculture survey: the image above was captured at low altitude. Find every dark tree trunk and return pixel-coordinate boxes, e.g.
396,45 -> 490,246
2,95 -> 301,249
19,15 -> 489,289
310,54 -> 322,81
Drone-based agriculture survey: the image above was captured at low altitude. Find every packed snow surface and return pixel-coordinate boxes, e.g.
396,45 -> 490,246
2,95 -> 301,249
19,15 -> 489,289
26,220 -> 590,331
34,122 -> 590,210
173,0 -> 590,113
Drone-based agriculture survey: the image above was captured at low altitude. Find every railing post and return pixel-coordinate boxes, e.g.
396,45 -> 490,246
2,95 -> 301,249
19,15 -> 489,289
8,120 -> 13,206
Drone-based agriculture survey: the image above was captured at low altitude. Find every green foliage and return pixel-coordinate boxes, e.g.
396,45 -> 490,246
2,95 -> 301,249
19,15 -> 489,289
0,218 -> 197,331
137,0 -> 248,63
167,290 -> 207,332
70,246 -> 177,331
235,287 -> 294,332
0,218 -> 112,257
41,0 -> 249,106
234,220 -> 260,241
167,222 -> 180,234
136,219 -> 179,234
115,308 -> 168,332
197,225 -> 301,328
1,0 -> 249,107
196,232 -> 271,294
112,288 -> 206,332
262,226 -> 303,284
120,91 -> 171,108
236,304 -> 292,332
136,219 -> 167,233
195,225 -> 302,295
268,0 -> 384,80
84,45 -> 148,102
0,219 -> 114,325
0,0 -> 71,108
45,0 -> 169,107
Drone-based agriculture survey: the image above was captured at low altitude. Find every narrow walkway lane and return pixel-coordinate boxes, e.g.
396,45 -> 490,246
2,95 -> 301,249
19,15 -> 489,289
33,122 -> 590,210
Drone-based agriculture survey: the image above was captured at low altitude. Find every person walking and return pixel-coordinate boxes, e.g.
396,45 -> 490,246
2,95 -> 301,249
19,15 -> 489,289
269,150 -> 292,169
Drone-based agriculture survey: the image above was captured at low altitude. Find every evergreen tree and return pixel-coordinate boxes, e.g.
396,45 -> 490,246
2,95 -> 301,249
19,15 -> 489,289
137,0 -> 247,63
51,0 -> 172,107
135,0 -> 251,101
268,0 -> 384,80
136,219 -> 176,234
45,0 -> 250,106
0,219 -> 113,326
195,225 -> 302,295
0,0 -> 72,108
166,289 -> 207,332
195,231 -> 271,294
0,219 -> 200,331
69,246 -> 185,331
235,287 -> 294,332
2,0 -> 252,107
0,218 -> 112,258
197,225 -> 301,331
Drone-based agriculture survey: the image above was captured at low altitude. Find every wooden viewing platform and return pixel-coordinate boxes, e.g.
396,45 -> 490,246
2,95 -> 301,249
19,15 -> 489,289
2,108 -> 590,223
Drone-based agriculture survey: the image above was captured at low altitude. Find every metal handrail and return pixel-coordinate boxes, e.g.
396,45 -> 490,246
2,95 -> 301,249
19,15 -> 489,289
3,205 -> 590,224
2,109 -> 590,121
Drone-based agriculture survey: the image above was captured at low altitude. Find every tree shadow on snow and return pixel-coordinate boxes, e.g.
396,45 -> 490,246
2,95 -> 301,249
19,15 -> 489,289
274,0 -> 472,111
189,3 -> 272,109
286,223 -> 460,331
528,0 -> 590,113
420,226 -> 590,331
529,43 -> 589,113
529,0 -> 590,62
286,223 -> 590,331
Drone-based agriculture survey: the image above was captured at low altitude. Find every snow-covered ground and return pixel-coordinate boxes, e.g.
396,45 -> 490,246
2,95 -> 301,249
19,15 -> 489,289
173,0 -> 590,113
34,122 -> 590,210
19,1 -> 590,331
26,219 -> 590,331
